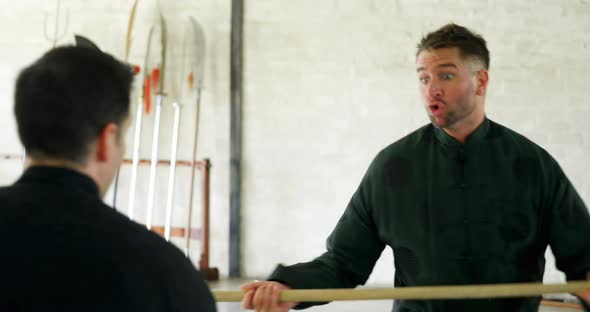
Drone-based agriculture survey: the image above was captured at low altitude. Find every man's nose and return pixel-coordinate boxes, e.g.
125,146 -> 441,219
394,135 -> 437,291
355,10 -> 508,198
427,81 -> 443,98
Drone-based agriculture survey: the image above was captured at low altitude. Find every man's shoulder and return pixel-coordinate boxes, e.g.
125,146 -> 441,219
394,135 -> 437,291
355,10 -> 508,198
0,185 -> 13,198
395,123 -> 433,146
371,123 -> 434,165
96,207 -> 215,299
0,183 -> 42,219
107,214 -> 216,310
488,119 -> 553,159
100,207 -> 191,263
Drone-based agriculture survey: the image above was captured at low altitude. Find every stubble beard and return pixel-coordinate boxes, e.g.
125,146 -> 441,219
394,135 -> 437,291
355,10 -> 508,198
429,109 -> 461,129
428,100 -> 476,130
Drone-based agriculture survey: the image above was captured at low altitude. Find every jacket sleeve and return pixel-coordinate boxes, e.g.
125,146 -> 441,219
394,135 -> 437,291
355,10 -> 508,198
268,158 -> 386,309
544,155 -> 590,281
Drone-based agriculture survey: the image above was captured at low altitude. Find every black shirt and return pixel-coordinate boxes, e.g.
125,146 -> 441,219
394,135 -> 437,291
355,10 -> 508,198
270,119 -> 590,311
0,166 -> 217,311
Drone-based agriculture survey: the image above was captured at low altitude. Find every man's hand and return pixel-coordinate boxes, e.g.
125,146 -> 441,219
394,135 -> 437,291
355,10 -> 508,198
241,281 -> 298,312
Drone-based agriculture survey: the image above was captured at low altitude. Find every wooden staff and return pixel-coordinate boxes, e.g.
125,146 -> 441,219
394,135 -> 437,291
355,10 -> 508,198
212,281 -> 590,302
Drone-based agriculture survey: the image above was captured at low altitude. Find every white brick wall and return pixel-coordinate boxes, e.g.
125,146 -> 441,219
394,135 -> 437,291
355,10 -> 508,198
0,0 -> 588,286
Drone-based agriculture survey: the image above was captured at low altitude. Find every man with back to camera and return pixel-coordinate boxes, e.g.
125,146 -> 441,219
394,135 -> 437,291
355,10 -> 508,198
0,37 -> 217,311
241,23 -> 590,311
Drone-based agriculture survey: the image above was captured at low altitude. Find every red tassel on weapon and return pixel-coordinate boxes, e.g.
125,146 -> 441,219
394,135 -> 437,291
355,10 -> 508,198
151,67 -> 160,92
144,74 -> 151,113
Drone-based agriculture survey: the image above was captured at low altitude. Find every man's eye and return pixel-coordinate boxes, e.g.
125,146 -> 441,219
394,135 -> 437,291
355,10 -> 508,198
419,77 -> 429,84
441,73 -> 455,80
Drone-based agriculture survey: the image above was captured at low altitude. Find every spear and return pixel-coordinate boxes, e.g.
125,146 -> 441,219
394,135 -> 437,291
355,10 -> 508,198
112,0 -> 138,211
145,11 -> 167,230
183,16 -> 206,254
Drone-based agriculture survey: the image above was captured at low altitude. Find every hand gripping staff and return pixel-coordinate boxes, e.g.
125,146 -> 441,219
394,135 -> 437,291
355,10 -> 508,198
213,281 -> 590,304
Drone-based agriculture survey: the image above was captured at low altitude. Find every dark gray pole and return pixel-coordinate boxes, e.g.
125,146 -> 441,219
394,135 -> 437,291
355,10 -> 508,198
229,0 -> 243,278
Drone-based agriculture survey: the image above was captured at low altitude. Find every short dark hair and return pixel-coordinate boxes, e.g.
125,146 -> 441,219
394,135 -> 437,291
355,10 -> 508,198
416,23 -> 490,69
14,46 -> 134,164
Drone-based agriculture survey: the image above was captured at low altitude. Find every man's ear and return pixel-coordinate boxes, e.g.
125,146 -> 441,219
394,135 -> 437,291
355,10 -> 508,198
96,123 -> 119,162
475,69 -> 489,96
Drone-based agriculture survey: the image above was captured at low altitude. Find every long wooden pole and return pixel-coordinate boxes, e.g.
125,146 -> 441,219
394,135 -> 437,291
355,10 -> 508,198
212,281 -> 590,303
229,0 -> 243,278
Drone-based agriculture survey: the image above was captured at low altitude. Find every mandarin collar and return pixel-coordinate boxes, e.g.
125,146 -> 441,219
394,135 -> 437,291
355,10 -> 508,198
433,118 -> 491,147
18,165 -> 100,197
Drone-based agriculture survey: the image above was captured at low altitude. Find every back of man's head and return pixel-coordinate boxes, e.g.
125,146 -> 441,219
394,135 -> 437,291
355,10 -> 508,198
416,23 -> 490,70
14,45 -> 134,165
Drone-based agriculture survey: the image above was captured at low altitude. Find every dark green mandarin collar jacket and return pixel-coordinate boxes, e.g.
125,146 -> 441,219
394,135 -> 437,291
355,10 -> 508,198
270,118 -> 590,311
